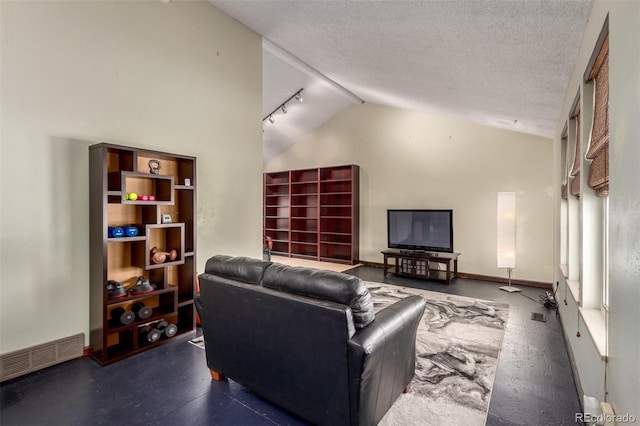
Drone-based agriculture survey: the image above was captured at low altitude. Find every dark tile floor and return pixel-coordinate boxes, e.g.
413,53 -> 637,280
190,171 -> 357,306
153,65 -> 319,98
0,266 -> 583,425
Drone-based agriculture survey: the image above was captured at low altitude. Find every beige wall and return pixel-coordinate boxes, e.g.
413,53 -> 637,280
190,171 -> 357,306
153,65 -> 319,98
0,1 -> 263,353
553,1 -> 640,418
608,1 -> 640,416
266,103 -> 554,283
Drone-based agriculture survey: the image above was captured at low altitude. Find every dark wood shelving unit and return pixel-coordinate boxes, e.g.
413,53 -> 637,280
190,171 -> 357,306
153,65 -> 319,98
89,143 -> 197,365
264,171 -> 290,256
290,168 -> 319,260
263,165 -> 359,265
319,165 -> 359,264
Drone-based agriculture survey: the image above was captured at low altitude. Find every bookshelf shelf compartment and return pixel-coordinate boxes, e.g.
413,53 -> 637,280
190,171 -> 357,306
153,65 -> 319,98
121,172 -> 174,205
145,224 -> 186,269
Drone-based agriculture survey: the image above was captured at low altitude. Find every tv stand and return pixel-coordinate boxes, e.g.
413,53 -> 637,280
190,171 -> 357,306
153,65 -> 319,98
381,249 -> 461,285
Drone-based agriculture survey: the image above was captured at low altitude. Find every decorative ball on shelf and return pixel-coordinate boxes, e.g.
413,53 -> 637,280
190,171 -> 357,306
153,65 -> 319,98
141,195 -> 149,201
148,195 -> 155,201
148,159 -> 161,175
126,192 -> 138,201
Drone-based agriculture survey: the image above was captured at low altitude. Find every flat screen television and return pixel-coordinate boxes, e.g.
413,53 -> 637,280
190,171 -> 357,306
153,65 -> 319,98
387,209 -> 453,253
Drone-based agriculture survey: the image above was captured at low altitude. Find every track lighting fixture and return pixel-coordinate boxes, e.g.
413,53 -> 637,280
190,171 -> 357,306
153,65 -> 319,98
263,88 -> 304,125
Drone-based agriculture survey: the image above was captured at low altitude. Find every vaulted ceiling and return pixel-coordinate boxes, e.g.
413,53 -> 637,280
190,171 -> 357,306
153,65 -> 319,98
210,0 -> 594,163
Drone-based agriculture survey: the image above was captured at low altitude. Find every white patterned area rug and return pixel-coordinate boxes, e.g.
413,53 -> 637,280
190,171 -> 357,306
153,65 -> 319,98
366,282 -> 510,426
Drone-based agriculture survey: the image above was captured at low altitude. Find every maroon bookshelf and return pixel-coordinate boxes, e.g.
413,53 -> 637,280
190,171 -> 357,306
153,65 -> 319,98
264,171 -> 290,256
264,165 -> 359,265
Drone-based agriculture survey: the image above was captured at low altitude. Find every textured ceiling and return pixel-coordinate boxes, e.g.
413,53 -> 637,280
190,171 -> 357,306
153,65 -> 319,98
210,0 -> 593,162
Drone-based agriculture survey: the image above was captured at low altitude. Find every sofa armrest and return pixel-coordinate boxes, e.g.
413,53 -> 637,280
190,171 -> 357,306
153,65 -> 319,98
194,292 -> 204,322
347,295 -> 426,426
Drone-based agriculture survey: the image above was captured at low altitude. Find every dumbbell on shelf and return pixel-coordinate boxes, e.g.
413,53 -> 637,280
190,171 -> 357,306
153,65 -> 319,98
110,307 -> 135,325
132,301 -> 153,320
129,277 -> 156,295
155,320 -> 178,338
150,247 -> 178,264
107,280 -> 127,299
139,325 -> 161,344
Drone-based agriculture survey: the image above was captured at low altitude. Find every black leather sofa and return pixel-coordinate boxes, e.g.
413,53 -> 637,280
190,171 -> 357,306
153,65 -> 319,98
195,255 -> 426,426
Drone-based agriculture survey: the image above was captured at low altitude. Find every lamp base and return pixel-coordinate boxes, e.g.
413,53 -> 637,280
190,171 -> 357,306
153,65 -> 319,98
499,285 -> 522,293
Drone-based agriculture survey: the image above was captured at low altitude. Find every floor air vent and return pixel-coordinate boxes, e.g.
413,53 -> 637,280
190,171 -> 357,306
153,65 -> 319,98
1,333 -> 84,382
531,312 -> 546,322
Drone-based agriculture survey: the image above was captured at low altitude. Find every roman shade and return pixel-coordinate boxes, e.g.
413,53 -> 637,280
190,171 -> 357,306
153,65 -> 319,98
585,35 -> 609,197
569,102 -> 581,198
561,126 -> 569,200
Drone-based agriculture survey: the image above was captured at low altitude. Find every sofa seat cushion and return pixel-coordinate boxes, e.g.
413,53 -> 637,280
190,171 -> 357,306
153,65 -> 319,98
204,254 -> 272,285
262,262 -> 375,328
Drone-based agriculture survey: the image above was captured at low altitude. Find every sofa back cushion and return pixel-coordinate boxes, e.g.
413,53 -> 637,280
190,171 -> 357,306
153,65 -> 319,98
262,263 -> 375,328
204,254 -> 271,285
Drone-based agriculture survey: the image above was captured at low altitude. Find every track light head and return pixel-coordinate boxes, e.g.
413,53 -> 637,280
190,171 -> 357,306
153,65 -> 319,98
281,105 -> 287,114
268,115 -> 274,124
295,91 -> 303,102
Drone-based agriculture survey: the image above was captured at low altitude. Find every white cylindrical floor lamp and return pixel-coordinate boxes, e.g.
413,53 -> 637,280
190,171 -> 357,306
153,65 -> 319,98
497,192 -> 520,292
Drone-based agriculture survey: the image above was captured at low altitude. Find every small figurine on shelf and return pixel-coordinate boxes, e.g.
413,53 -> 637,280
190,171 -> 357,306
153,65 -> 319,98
148,159 -> 161,175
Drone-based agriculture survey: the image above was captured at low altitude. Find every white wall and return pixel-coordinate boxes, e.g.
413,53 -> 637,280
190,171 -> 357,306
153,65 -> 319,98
553,0 -> 640,418
266,103 -> 554,283
608,1 -> 640,416
0,1 -> 263,354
